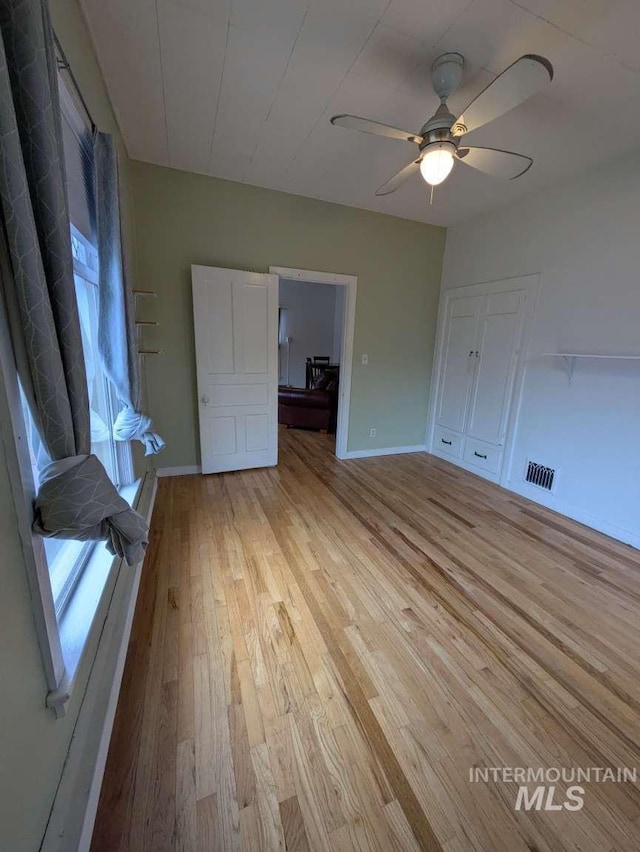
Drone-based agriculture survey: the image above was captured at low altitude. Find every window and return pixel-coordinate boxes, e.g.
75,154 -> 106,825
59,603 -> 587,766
0,45 -> 145,718
20,225 -> 133,616
17,74 -> 135,621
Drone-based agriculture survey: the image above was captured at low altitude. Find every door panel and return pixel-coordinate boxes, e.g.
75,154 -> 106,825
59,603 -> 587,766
436,295 -> 481,433
245,413 -> 269,451
211,384 -> 269,407
466,290 -> 526,445
207,279 -> 234,374
192,265 -> 278,473
210,416 -> 236,455
243,284 -> 269,374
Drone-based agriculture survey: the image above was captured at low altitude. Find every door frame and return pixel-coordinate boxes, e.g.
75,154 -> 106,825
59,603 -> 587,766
270,266 -> 357,460
425,274 -> 540,487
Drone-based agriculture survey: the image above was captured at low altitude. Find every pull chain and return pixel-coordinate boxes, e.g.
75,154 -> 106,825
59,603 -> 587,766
430,184 -> 434,205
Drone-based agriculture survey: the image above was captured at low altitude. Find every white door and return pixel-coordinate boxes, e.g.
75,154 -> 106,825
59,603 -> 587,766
435,295 -> 482,433
192,265 -> 278,474
466,289 -> 526,445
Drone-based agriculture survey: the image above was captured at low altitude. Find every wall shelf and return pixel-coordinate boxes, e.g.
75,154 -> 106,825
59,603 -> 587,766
541,352 -> 640,383
133,290 -> 159,356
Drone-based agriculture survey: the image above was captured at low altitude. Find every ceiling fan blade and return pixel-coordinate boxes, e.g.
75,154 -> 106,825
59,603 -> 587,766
375,158 -> 421,196
452,55 -> 553,136
331,114 -> 421,144
456,146 -> 533,179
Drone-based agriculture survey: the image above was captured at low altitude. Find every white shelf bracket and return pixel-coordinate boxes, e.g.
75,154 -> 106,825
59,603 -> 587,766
541,352 -> 640,384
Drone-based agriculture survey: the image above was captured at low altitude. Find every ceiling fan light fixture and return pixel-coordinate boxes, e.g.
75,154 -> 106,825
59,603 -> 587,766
420,142 -> 455,186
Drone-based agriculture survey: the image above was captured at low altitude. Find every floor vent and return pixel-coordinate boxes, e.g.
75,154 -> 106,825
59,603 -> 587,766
525,461 -> 556,492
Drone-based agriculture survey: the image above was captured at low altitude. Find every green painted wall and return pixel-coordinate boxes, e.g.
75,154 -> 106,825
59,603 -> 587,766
131,162 -> 445,468
0,1 -> 139,849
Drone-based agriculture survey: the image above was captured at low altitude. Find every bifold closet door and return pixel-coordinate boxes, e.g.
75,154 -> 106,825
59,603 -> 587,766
466,289 -> 526,445
435,295 -> 481,433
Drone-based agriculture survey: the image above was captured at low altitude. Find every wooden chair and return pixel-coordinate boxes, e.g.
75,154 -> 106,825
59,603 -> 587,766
306,356 -> 331,388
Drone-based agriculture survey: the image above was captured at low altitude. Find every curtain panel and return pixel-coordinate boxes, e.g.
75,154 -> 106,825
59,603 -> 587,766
94,132 -> 164,456
0,0 -> 147,565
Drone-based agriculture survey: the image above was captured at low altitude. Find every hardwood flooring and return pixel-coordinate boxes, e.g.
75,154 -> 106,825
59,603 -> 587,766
92,427 -> 640,851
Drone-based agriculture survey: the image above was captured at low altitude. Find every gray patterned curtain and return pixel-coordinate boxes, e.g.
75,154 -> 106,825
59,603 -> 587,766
94,132 -> 164,456
0,0 -> 147,565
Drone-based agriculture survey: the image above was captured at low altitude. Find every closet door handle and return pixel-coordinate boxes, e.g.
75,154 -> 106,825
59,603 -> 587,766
441,439 -> 452,445
474,451 -> 487,459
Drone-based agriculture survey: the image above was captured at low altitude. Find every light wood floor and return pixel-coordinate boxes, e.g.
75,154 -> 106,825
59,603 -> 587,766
92,427 -> 640,851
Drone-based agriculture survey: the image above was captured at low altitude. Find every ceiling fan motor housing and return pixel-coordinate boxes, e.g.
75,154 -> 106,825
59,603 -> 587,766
419,105 -> 460,158
431,52 -> 464,101
420,104 -> 457,138
421,52 -> 466,146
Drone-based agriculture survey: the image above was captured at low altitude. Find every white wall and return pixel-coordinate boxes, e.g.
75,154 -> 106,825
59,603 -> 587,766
442,149 -> 640,547
279,279 -> 338,387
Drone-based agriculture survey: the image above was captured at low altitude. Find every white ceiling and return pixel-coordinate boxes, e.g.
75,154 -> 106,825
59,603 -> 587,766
79,0 -> 640,226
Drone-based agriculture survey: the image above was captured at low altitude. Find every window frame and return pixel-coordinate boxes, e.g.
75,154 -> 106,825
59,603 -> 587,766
0,66 -> 140,717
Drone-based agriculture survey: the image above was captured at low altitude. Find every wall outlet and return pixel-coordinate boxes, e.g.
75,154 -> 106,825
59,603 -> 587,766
369,427 -> 376,438
361,353 -> 368,366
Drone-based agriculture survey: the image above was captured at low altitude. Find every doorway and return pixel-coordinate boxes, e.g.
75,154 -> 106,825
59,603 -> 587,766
270,266 -> 356,460
191,265 -> 355,474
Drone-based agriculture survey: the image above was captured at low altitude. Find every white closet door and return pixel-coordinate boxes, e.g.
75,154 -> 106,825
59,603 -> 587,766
466,289 -> 526,445
435,295 -> 481,433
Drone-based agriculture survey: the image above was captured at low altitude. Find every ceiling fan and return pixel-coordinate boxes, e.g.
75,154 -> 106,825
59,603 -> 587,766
330,52 -> 553,195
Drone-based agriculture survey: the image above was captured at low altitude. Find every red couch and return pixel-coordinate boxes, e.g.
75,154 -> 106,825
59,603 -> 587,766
278,386 -> 337,433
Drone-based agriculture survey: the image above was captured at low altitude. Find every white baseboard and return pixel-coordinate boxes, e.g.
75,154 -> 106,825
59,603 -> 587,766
42,472 -> 158,852
156,464 -> 201,477
342,444 -> 426,460
507,480 -> 640,550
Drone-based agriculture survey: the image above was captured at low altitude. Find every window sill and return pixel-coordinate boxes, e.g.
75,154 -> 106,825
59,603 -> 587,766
45,474 -> 155,718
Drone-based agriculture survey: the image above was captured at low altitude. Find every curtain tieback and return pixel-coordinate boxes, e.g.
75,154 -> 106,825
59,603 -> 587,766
33,454 -> 148,566
112,406 -> 165,456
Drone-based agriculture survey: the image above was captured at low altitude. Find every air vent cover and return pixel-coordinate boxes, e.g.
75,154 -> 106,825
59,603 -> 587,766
525,461 -> 556,491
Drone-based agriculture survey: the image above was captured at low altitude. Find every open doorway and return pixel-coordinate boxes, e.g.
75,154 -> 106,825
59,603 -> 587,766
270,266 -> 356,459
